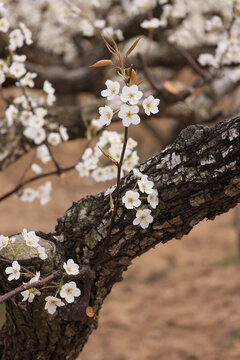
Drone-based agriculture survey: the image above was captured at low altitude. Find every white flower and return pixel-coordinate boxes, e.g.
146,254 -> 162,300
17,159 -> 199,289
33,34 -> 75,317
59,125 -> 69,141
9,29 -> 24,50
43,80 -> 55,95
60,281 -> 81,303
29,115 -> 45,129
13,55 -> 27,63
140,18 -> 163,29
45,296 -> 65,315
133,209 -> 153,229
22,228 -> 39,248
0,235 -> 9,250
21,288 -> 41,303
20,188 -> 38,202
142,95 -> 160,116
118,104 -> 140,127
19,22 -> 33,45
36,145 -> 51,164
19,72 -> 37,88
205,16 -> 223,32
133,168 -> 144,178
91,167 -> 108,182
80,19 -> 94,37
24,127 -> 46,145
101,80 -> 120,100
75,162 -> 90,177
9,62 -> 26,78
147,189 -> 159,208
37,181 -> 52,206
102,26 -> 114,38
29,271 -> 41,283
48,132 -> 62,146
31,163 -> 42,174
5,261 -> 21,281
138,175 -> 154,194
94,19 -> 106,29
122,190 -> 141,209
0,17 -> 9,32
63,259 -> 79,275
35,245 -> 48,260
99,105 -> 113,126
5,105 -> 18,126
120,85 -> 143,105
122,151 -> 139,172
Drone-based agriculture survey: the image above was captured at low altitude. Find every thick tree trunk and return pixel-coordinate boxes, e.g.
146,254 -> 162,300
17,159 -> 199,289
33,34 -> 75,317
0,116 -> 240,360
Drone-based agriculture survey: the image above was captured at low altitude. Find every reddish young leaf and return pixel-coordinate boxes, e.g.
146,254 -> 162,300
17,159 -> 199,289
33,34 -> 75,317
125,37 -> 141,59
90,59 -> 114,67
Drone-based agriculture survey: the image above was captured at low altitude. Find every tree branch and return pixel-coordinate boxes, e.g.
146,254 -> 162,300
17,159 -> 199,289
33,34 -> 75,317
1,115 -> 239,360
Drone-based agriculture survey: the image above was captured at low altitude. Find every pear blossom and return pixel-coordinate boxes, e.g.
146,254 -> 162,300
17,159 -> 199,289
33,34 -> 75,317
20,187 -> 38,202
22,228 -> 39,248
5,105 -> 18,126
48,132 -> 62,146
140,18 -> 163,29
0,17 -> 9,32
101,80 -> 120,100
133,209 -> 153,229
138,175 -> 154,194
91,168 -> 108,182
36,145 -> 51,164
9,62 -> 26,78
43,80 -> 55,95
147,189 -> 159,208
118,104 -> 140,127
120,85 -> 143,105
5,261 -> 21,281
45,296 -> 65,314
37,181 -> 52,205
94,19 -> 106,29
75,162 -> 90,177
99,105 -> 113,126
29,115 -> 45,129
9,29 -> 24,50
63,259 -> 79,275
0,235 -> 9,250
122,190 -> 141,209
19,72 -> 37,87
60,281 -> 81,303
24,127 -> 46,145
59,125 -> 69,141
35,245 -> 48,260
19,22 -> 33,45
133,168 -> 144,178
31,163 -> 42,174
21,288 -> 41,303
142,95 -> 160,116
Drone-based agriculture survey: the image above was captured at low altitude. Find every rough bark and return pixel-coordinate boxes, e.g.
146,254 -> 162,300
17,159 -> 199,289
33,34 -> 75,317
0,115 -> 240,360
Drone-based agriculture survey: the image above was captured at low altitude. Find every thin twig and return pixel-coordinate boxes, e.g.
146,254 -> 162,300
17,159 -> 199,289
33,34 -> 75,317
0,257 -> 36,277
0,138 -> 93,203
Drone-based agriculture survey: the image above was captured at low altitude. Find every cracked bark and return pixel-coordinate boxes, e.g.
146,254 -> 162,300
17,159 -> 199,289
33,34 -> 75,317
0,115 -> 240,360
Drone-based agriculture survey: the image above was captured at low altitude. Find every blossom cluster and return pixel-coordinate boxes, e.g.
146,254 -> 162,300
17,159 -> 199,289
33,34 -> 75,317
99,80 -> 160,128
1,232 -> 82,314
0,229 -> 48,263
0,4 -> 71,206
75,130 -> 139,182
122,168 -> 158,229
